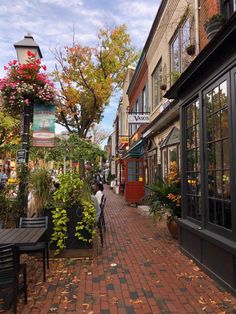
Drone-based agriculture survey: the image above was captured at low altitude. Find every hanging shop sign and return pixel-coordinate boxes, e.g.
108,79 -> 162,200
128,113 -> 150,124
32,103 -> 55,147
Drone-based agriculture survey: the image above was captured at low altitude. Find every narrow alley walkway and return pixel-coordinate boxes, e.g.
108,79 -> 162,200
3,185 -> 236,313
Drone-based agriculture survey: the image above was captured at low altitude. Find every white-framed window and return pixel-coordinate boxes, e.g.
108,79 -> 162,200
152,60 -> 162,110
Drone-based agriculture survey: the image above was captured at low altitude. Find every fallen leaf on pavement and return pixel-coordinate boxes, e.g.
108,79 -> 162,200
82,303 -> 90,309
193,266 -> 200,271
110,263 -> 117,267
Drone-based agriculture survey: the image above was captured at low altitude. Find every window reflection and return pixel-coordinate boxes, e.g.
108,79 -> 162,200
205,80 -> 231,230
185,99 -> 201,221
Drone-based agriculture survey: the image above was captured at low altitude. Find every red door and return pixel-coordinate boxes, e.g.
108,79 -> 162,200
124,158 -> 144,203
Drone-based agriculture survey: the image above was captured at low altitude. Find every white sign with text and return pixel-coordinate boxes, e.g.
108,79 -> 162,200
128,113 -> 150,124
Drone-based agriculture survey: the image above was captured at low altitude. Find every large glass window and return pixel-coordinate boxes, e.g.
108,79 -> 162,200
170,18 -> 191,82
185,100 -> 201,221
152,60 -> 162,110
205,81 -> 231,229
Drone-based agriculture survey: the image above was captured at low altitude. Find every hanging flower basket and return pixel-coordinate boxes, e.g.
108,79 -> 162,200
185,44 -> 196,56
160,83 -> 167,91
0,51 -> 57,117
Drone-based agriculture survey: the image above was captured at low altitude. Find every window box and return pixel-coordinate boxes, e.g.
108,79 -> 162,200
160,83 -> 167,91
185,44 -> 196,56
204,14 -> 226,40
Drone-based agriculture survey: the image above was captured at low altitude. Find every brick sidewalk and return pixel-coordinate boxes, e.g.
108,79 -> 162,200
1,185 -> 236,313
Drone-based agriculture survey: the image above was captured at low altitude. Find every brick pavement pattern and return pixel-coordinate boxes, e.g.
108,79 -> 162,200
1,185 -> 236,313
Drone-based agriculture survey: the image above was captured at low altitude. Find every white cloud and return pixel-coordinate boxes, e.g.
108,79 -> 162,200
39,0 -> 83,8
117,0 -> 158,17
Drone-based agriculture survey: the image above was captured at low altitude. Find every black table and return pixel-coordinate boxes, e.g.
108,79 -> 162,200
0,228 -> 46,246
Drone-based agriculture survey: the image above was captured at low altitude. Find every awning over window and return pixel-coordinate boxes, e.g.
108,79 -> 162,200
123,139 -> 147,158
160,127 -> 180,148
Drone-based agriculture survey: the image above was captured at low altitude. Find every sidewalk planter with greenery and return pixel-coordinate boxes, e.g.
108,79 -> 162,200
204,14 -> 226,41
48,173 -> 96,255
147,162 -> 181,239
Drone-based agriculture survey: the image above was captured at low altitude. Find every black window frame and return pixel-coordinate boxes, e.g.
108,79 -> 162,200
221,0 -> 236,19
183,98 -> 202,223
181,70 -> 236,239
203,73 -> 233,236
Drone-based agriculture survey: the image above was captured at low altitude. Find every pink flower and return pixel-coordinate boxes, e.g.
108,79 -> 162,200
42,65 -> 47,71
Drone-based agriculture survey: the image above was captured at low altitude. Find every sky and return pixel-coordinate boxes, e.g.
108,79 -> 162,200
0,0 -> 160,135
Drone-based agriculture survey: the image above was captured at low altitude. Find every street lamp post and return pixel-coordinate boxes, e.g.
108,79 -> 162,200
14,34 -> 43,213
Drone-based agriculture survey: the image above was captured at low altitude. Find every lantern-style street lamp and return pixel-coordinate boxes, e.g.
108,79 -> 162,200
14,34 -> 42,212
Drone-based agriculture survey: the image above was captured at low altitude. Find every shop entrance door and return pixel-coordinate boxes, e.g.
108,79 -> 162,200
124,158 -> 144,203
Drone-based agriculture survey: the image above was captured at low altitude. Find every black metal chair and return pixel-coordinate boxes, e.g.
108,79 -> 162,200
18,216 -> 49,282
100,194 -> 107,232
97,215 -> 104,248
0,244 -> 27,314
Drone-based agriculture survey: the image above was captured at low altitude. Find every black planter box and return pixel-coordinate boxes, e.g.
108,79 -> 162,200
44,207 -> 93,250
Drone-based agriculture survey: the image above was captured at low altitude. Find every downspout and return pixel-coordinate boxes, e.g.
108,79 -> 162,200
194,0 -> 200,54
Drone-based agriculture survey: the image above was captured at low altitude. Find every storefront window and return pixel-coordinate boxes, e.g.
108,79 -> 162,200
205,80 -> 231,229
184,100 -> 201,221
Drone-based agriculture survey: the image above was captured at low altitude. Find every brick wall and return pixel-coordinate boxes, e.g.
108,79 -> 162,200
199,0 -> 220,50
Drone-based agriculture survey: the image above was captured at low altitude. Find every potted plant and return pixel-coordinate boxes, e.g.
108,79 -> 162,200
147,161 -> 181,239
171,70 -> 181,84
185,43 -> 196,56
204,14 -> 226,41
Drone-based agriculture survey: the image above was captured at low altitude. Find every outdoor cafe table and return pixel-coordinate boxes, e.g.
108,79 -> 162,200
0,228 -> 46,246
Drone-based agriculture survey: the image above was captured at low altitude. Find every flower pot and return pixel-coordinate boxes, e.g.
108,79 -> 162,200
186,44 -> 195,55
160,83 -> 167,91
205,21 -> 224,41
166,216 -> 178,239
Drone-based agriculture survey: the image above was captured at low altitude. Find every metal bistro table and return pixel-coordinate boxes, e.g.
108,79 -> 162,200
0,228 -> 46,246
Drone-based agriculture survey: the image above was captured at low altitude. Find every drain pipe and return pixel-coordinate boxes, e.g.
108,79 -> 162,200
194,0 -> 200,54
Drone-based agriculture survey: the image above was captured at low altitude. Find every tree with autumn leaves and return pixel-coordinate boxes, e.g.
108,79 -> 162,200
53,24 -> 138,138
